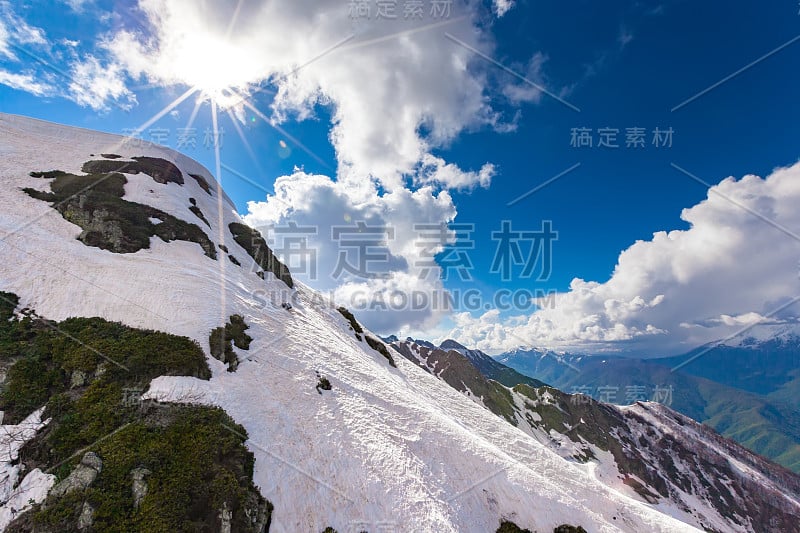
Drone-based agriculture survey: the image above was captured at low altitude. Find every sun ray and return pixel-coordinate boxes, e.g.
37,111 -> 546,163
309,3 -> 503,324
185,96 -> 204,131
224,106 -> 268,181
338,15 -> 467,52
96,86 -> 199,156
236,95 -> 333,171
117,86 -> 199,151
211,100 -> 228,332
225,0 -> 245,39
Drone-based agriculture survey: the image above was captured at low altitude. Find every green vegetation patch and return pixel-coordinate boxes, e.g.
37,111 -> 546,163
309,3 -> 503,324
0,311 -> 210,427
24,168 -> 216,259
497,520 -> 532,533
13,405 -> 271,533
81,156 -> 184,185
209,315 -> 252,372
0,294 -> 271,532
229,222 -> 293,288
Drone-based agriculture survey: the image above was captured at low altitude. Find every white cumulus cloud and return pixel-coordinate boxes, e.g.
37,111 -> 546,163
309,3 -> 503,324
243,169 -> 459,332
105,0 -> 503,190
446,161 -> 800,355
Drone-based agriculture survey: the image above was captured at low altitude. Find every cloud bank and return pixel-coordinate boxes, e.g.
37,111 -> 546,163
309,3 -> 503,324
445,162 -> 800,354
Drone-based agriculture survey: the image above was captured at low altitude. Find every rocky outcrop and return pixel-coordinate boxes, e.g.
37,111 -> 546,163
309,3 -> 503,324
48,452 -> 102,499
77,501 -> 94,530
25,168 -> 217,259
229,222 -> 293,288
131,467 -> 151,509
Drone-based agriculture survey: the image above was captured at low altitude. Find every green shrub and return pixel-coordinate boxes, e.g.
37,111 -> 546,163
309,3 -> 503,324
209,315 -> 252,372
497,520 -> 532,533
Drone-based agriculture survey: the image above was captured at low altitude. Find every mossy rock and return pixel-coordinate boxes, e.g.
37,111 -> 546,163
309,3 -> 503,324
24,168 -> 216,259
81,156 -> 183,185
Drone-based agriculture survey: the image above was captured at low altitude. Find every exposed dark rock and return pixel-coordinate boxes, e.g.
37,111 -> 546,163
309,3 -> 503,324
496,520 -> 531,533
337,307 -> 363,337
365,335 -> 396,368
229,222 -> 293,288
189,204 -> 210,227
316,376 -> 332,394
189,173 -> 213,195
392,341 -> 517,424
553,526 -> 587,533
49,452 -> 103,499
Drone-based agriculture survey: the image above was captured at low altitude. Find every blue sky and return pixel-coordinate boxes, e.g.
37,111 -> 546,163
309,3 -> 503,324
2,0 -> 799,354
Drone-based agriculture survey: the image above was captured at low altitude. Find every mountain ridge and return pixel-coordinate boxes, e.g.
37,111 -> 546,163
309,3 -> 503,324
0,113 -> 797,532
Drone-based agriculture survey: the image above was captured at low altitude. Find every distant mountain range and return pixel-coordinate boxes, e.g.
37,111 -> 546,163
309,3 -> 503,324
388,337 -> 800,532
494,325 -> 800,472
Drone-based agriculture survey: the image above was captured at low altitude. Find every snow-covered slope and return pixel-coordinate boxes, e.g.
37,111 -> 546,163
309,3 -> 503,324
392,338 -> 800,532
0,113 -> 767,532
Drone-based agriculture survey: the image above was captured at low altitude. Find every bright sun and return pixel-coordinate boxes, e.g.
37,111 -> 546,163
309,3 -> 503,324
172,36 -> 256,106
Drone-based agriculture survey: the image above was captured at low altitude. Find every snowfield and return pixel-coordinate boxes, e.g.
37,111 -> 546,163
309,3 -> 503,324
0,113 -> 709,532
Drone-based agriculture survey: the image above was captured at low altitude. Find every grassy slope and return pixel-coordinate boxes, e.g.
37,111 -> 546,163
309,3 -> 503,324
0,292 -> 271,532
